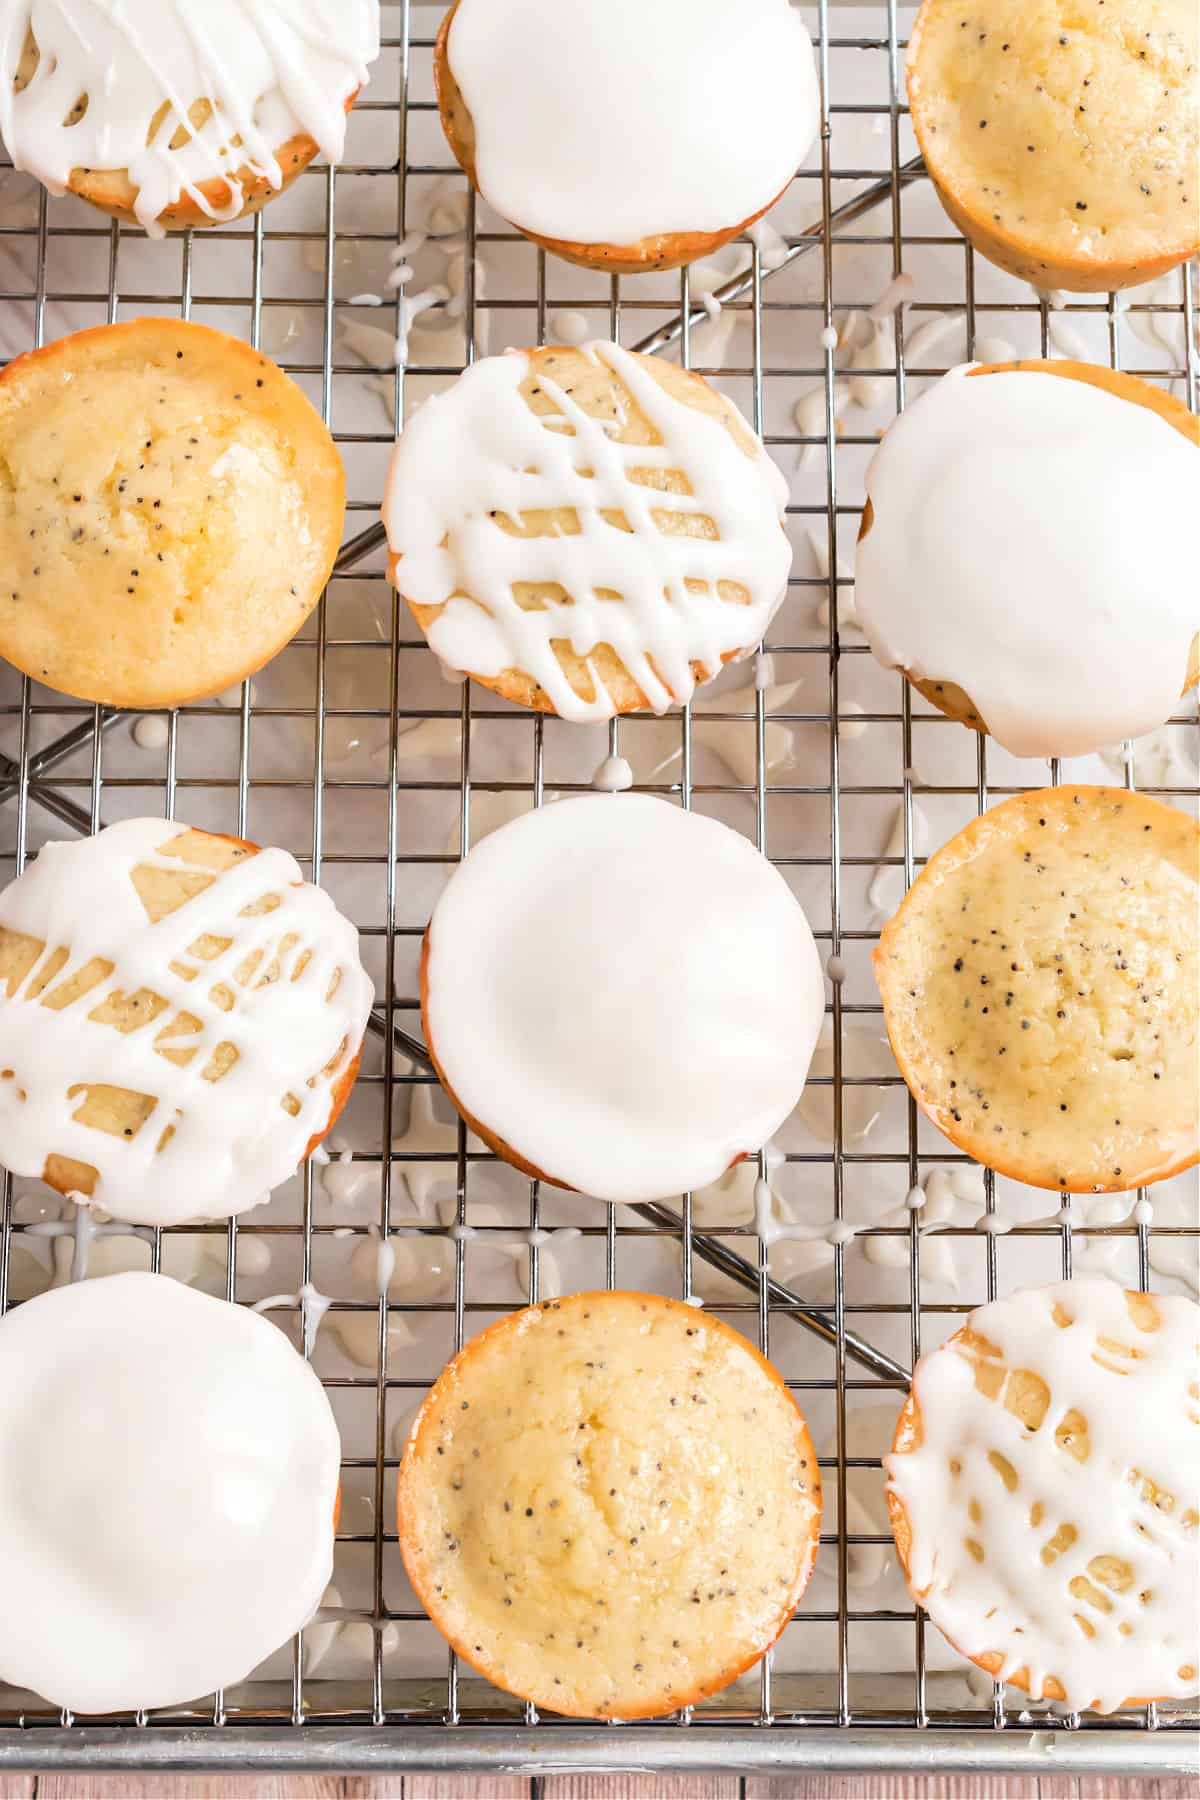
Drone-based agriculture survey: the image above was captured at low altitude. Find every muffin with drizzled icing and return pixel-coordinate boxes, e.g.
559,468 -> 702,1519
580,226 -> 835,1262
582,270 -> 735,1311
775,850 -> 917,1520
397,1291 -> 821,1719
907,0 -> 1200,291
874,787 -> 1199,1194
887,1279 -> 1200,1713
0,2 -> 379,235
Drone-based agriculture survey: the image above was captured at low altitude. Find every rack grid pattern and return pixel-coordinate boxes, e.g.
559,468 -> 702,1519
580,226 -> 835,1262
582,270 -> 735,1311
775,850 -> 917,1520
0,0 -> 1196,1777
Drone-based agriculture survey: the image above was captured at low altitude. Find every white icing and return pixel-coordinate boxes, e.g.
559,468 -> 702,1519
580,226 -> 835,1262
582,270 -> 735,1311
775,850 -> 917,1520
424,793 -> 824,1204
887,1278 -> 1200,1714
746,217 -> 790,271
592,754 -> 634,794
0,819 -> 374,1227
446,0 -> 817,246
0,1272 -> 340,1712
550,309 -> 591,346
819,324 -> 840,352
131,715 -> 169,753
869,273 -> 914,321
0,1 -> 379,236
867,800 -> 929,925
382,340 -> 792,723
856,366 -> 1200,758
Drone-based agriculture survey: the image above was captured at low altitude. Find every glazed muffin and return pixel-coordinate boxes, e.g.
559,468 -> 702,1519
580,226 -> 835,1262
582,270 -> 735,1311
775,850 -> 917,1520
855,360 -> 1200,759
382,341 -> 792,721
0,817 -> 374,1227
435,0 -> 818,273
0,318 -> 345,709
421,793 -> 825,1204
397,1290 -> 821,1719
874,787 -> 1199,1195
906,0 -> 1200,293
0,3 -> 380,235
0,1272 -> 341,1713
887,1278 -> 1200,1713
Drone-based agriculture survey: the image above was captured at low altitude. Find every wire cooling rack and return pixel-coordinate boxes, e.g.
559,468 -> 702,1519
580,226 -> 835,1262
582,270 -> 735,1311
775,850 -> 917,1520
0,0 -> 1196,1777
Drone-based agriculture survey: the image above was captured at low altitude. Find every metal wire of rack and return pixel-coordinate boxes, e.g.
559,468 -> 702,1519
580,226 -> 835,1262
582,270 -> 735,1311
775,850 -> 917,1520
0,0 -> 1196,1777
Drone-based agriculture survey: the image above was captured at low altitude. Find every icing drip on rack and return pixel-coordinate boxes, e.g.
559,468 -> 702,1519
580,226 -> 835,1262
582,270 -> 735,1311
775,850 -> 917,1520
0,1270 -> 340,1713
0,1 -> 380,236
423,793 -> 825,1204
382,340 -> 792,722
855,366 -> 1200,758
887,1278 -> 1200,1713
0,818 -> 374,1227
446,0 -> 817,245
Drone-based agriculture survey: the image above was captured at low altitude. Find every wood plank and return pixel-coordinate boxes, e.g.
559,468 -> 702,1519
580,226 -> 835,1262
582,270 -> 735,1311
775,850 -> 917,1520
0,1780 -> 33,1800
404,1781 -> 530,1800
542,1782 -> 737,1800
745,1778 -> 1199,1799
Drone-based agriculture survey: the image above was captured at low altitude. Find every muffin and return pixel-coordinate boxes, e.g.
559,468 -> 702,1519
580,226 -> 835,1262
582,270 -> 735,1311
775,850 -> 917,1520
0,4 -> 380,234
0,318 -> 345,709
874,786 -> 1199,1194
0,817 -> 374,1226
0,1272 -> 341,1713
855,360 -> 1200,759
906,0 -> 1200,292
886,1278 -> 1200,1713
421,793 -> 825,1204
397,1290 -> 821,1719
435,0 -> 818,273
382,341 -> 792,721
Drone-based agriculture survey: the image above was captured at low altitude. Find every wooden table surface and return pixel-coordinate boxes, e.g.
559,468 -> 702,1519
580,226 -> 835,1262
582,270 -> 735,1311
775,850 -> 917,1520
0,1774 -> 1192,1797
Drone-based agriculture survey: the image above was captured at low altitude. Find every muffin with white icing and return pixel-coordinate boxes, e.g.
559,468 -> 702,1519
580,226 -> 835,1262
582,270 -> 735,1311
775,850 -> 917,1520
382,341 -> 792,721
421,793 -> 825,1205
855,360 -> 1199,759
435,0 -> 818,273
887,1278 -> 1200,1713
0,817 -> 374,1227
0,1272 -> 341,1713
874,786 -> 1199,1195
907,0 -> 1200,292
398,1290 -> 821,1718
0,318 -> 345,709
0,2 -> 380,235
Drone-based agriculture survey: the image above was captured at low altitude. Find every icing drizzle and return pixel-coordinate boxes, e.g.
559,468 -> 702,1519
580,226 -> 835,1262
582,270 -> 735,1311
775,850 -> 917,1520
0,1271 -> 340,1713
423,792 -> 825,1203
382,341 -> 792,722
446,0 -> 817,246
855,366 -> 1200,758
887,1278 -> 1200,1713
0,818 -> 374,1226
0,1 -> 380,235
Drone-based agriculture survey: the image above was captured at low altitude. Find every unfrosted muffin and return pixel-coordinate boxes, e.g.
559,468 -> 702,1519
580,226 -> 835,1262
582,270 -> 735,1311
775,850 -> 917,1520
874,787 -> 1199,1194
0,3 -> 380,235
906,0 -> 1200,292
0,1272 -> 341,1714
382,341 -> 792,721
855,360 -> 1200,758
421,793 -> 825,1204
435,0 -> 818,273
397,1290 -> 821,1719
0,318 -> 345,708
0,817 -> 374,1226
887,1278 -> 1200,1713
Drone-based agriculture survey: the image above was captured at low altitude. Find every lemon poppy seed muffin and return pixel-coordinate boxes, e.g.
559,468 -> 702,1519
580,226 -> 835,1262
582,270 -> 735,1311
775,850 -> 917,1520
0,817 -> 374,1226
886,1279 -> 1200,1713
0,318 -> 345,709
382,341 -> 792,721
397,1291 -> 821,1719
855,361 -> 1200,758
435,0 -> 818,274
907,0 -> 1200,292
0,2 -> 379,235
874,787 -> 1200,1194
